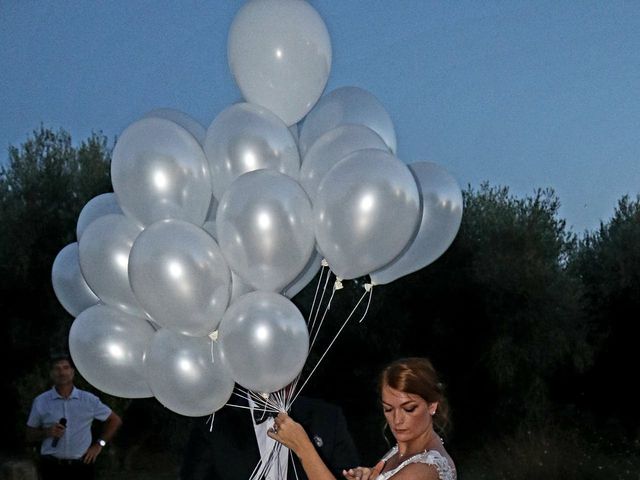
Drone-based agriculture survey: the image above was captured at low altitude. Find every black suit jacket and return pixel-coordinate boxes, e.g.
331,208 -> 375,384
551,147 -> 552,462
180,396 -> 360,480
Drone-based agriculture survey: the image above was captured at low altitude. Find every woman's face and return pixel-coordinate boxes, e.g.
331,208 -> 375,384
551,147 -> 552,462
381,383 -> 435,443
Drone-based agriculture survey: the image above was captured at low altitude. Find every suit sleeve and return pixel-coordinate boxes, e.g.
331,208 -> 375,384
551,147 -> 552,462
180,418 -> 215,480
326,407 -> 360,476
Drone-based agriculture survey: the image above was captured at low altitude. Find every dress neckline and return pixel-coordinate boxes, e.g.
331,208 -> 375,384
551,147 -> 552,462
378,445 -> 455,480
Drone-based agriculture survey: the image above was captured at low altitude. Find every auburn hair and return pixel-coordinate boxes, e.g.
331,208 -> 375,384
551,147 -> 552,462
378,357 -> 451,435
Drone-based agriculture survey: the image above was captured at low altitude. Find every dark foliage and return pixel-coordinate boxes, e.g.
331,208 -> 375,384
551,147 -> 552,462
0,127 -> 112,452
2,127 -> 639,476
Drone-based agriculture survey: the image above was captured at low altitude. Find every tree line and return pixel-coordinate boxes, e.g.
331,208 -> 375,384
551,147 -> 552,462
1,127 -> 638,474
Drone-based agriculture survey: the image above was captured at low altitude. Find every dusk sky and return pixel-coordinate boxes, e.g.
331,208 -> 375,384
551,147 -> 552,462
2,1 -> 639,233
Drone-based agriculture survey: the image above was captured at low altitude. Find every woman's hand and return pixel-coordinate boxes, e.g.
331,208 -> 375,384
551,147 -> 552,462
267,412 -> 313,456
342,461 -> 385,480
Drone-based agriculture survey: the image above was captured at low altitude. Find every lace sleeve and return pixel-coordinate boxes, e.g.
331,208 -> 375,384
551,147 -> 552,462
376,449 -> 456,480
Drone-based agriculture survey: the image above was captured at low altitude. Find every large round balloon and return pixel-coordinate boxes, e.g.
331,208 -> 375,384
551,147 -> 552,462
218,291 -> 309,393
204,102 -> 300,200
230,271 -> 254,304
314,149 -> 420,279
111,117 -> 212,226
76,193 -> 122,242
145,330 -> 235,416
69,304 -> 154,398
216,169 -> 315,292
282,249 -> 322,299
228,0 -> 332,125
143,108 -> 206,146
51,243 -> 99,317
299,86 -> 397,156
289,123 -> 299,143
202,196 -> 219,240
370,162 -> 463,285
129,219 -> 231,337
300,124 -> 388,204
78,214 -> 145,317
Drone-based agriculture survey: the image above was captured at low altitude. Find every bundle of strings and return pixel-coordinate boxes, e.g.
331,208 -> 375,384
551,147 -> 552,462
223,262 -> 374,480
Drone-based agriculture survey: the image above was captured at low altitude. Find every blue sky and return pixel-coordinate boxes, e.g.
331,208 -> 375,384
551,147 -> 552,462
1,0 -> 639,233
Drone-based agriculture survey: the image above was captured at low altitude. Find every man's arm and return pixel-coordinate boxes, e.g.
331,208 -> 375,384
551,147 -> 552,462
269,414 -> 338,480
99,411 -> 123,443
26,425 -> 56,444
83,411 -> 122,463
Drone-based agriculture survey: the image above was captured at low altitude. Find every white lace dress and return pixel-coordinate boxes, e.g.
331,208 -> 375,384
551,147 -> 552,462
375,445 -> 456,480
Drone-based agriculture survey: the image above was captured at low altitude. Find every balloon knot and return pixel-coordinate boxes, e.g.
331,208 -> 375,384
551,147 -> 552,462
321,258 -> 329,267
208,330 -> 219,341
364,283 -> 373,292
334,278 -> 343,290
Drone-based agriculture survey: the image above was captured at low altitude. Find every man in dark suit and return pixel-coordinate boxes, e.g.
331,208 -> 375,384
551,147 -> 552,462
180,394 -> 359,480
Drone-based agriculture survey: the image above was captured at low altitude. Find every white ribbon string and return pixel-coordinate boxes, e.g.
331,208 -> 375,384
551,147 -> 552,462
307,263 -> 332,338
222,275 -> 375,480
290,284 -> 374,406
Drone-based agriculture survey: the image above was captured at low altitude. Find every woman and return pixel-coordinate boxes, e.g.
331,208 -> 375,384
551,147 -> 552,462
268,357 -> 456,480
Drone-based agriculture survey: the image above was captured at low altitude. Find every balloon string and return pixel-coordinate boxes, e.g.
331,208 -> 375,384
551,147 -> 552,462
248,449 -> 265,480
206,412 -> 215,432
287,270 -> 334,409
308,284 -> 336,353
208,331 -> 218,363
249,429 -> 286,480
358,284 -> 374,323
290,449 -> 300,480
290,286 -> 372,406
307,263 -> 332,337
307,261 -> 328,325
228,387 -> 280,413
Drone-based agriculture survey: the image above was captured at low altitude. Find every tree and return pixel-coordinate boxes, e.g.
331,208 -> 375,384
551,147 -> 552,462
292,183 -> 594,463
362,184 -> 590,441
568,195 -> 640,440
0,126 -> 112,451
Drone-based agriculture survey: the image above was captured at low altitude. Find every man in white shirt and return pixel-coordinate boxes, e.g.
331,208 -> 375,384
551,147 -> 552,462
26,354 -> 122,480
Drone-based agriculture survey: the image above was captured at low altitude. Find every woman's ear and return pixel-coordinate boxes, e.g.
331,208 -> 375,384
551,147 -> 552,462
428,402 -> 439,416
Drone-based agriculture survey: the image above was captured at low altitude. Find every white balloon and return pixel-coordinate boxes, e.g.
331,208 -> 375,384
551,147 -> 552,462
282,249 -> 322,299
216,169 -> 315,292
76,193 -> 122,242
111,117 -> 212,226
228,0 -> 332,125
143,108 -> 206,146
204,102 -> 300,200
314,149 -> 420,279
145,330 -> 235,416
129,219 -> 231,337
370,162 -> 464,285
299,86 -> 397,156
289,123 -> 300,143
51,243 -> 99,317
202,196 -> 219,240
78,214 -> 145,317
69,304 -> 154,398
300,124 -> 389,204
230,271 -> 254,304
218,291 -> 309,393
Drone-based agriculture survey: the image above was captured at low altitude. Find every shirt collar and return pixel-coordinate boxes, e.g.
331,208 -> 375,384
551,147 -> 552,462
49,386 -> 80,400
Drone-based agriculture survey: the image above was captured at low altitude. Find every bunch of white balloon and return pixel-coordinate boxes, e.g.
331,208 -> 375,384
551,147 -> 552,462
51,0 -> 463,418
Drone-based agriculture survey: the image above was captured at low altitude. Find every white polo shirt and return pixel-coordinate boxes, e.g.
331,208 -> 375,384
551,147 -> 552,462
26,386 -> 112,459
